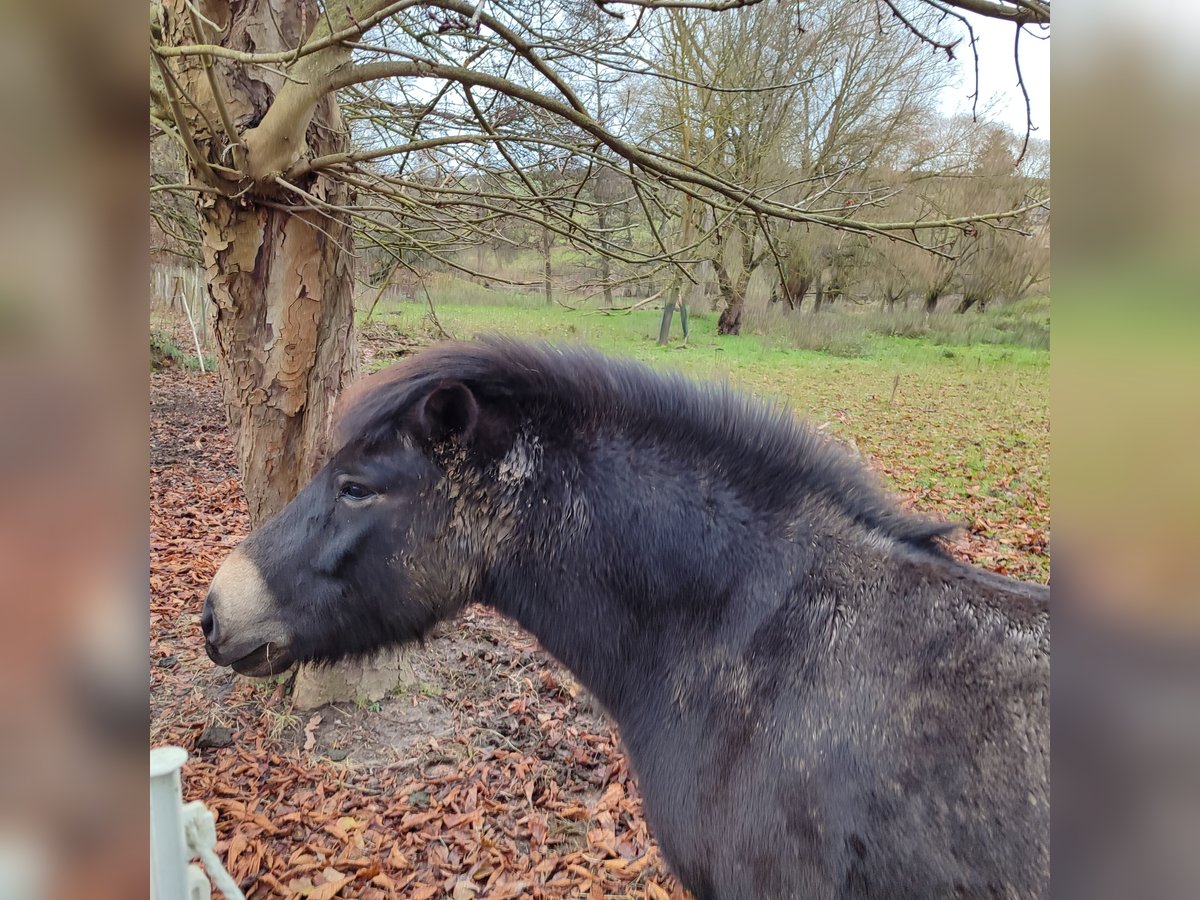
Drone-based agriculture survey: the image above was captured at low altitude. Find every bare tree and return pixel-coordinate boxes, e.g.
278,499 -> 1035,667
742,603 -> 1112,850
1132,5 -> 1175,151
648,0 -> 960,330
950,127 -> 1048,311
647,1 -> 832,333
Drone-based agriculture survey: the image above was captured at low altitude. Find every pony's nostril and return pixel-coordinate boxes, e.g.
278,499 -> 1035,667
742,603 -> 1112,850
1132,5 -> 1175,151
200,599 -> 218,644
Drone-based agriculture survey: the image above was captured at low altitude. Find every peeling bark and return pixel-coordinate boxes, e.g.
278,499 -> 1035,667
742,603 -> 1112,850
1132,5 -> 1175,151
199,190 -> 358,524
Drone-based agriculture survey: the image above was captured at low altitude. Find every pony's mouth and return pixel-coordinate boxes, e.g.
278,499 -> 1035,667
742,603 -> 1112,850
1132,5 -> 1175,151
228,642 -> 293,677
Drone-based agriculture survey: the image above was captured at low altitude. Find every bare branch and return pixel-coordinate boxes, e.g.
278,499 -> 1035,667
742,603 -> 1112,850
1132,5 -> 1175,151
596,0 -> 765,12
184,3 -> 243,155
151,53 -> 218,185
596,0 -> 1047,24
876,0 -> 960,60
1013,23 -> 1036,164
331,58 -> 1035,238
149,182 -> 222,194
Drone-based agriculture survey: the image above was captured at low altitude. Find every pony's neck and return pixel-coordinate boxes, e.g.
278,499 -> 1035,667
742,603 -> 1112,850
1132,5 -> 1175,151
481,551 -> 663,721
476,449 -> 778,722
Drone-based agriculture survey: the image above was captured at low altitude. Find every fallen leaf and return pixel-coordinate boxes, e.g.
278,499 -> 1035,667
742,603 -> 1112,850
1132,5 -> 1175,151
303,714 -> 322,752
307,874 -> 353,900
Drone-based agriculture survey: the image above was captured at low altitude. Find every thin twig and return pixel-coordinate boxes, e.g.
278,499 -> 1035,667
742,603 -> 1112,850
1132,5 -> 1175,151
1013,24 -> 1035,165
186,3 -> 244,158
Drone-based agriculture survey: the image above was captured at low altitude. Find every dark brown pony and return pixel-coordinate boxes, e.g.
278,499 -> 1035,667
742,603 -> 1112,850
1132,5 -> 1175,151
204,339 -> 1049,899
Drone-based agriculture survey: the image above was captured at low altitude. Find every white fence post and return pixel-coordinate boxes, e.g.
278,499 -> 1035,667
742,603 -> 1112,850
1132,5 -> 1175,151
150,746 -> 249,900
150,746 -> 211,900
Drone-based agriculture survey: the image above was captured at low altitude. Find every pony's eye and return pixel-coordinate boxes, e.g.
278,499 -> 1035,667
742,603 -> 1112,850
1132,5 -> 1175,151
338,482 -> 375,501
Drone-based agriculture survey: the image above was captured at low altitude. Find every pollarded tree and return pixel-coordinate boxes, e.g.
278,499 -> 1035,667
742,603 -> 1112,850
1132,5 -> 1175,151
152,1 -> 360,525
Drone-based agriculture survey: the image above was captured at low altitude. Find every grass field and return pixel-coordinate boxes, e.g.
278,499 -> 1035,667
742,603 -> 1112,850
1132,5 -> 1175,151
370,298 -> 1050,580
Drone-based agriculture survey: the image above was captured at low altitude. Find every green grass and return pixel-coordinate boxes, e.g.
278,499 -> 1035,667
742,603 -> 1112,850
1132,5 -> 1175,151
151,328 -> 215,371
369,298 -> 1049,580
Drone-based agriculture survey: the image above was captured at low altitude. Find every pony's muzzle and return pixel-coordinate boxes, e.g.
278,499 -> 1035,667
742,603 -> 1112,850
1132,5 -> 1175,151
202,548 -> 290,671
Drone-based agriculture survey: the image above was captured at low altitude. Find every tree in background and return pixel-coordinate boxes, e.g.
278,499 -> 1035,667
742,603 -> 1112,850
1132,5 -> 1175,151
644,0 -> 962,330
649,2 -> 810,334
912,122 -> 1050,313
952,129 -> 1050,310
768,0 -> 954,317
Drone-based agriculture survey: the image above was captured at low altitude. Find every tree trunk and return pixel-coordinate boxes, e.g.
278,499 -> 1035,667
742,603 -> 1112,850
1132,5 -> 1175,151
541,222 -> 553,305
163,0 -> 410,707
164,0 -> 360,521
716,293 -> 745,335
786,274 -> 811,312
713,257 -> 744,333
717,269 -> 750,335
657,293 -> 677,346
813,274 -> 826,312
925,290 -> 940,313
201,194 -> 358,525
601,262 -> 613,308
957,295 -> 979,313
597,204 -> 613,308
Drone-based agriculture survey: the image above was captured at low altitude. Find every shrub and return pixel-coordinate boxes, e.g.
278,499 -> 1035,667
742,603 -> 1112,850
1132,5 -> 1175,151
743,297 -> 1049,355
744,305 -> 870,357
150,329 -> 214,371
151,330 -> 185,370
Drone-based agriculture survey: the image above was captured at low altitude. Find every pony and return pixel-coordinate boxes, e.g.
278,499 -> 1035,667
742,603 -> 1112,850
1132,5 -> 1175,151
203,338 -> 1049,899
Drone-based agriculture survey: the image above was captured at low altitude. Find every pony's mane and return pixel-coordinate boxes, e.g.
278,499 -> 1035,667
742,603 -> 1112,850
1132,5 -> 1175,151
337,337 -> 956,553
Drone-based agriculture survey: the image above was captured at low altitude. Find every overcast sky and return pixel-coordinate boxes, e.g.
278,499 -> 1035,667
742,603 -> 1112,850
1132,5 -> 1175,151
939,18 -> 1050,139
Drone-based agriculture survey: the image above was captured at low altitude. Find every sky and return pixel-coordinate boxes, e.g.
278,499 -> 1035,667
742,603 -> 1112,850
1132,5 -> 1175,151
939,16 -> 1050,139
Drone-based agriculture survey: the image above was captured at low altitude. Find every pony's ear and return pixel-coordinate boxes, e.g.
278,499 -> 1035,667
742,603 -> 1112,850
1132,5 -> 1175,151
412,381 -> 480,446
